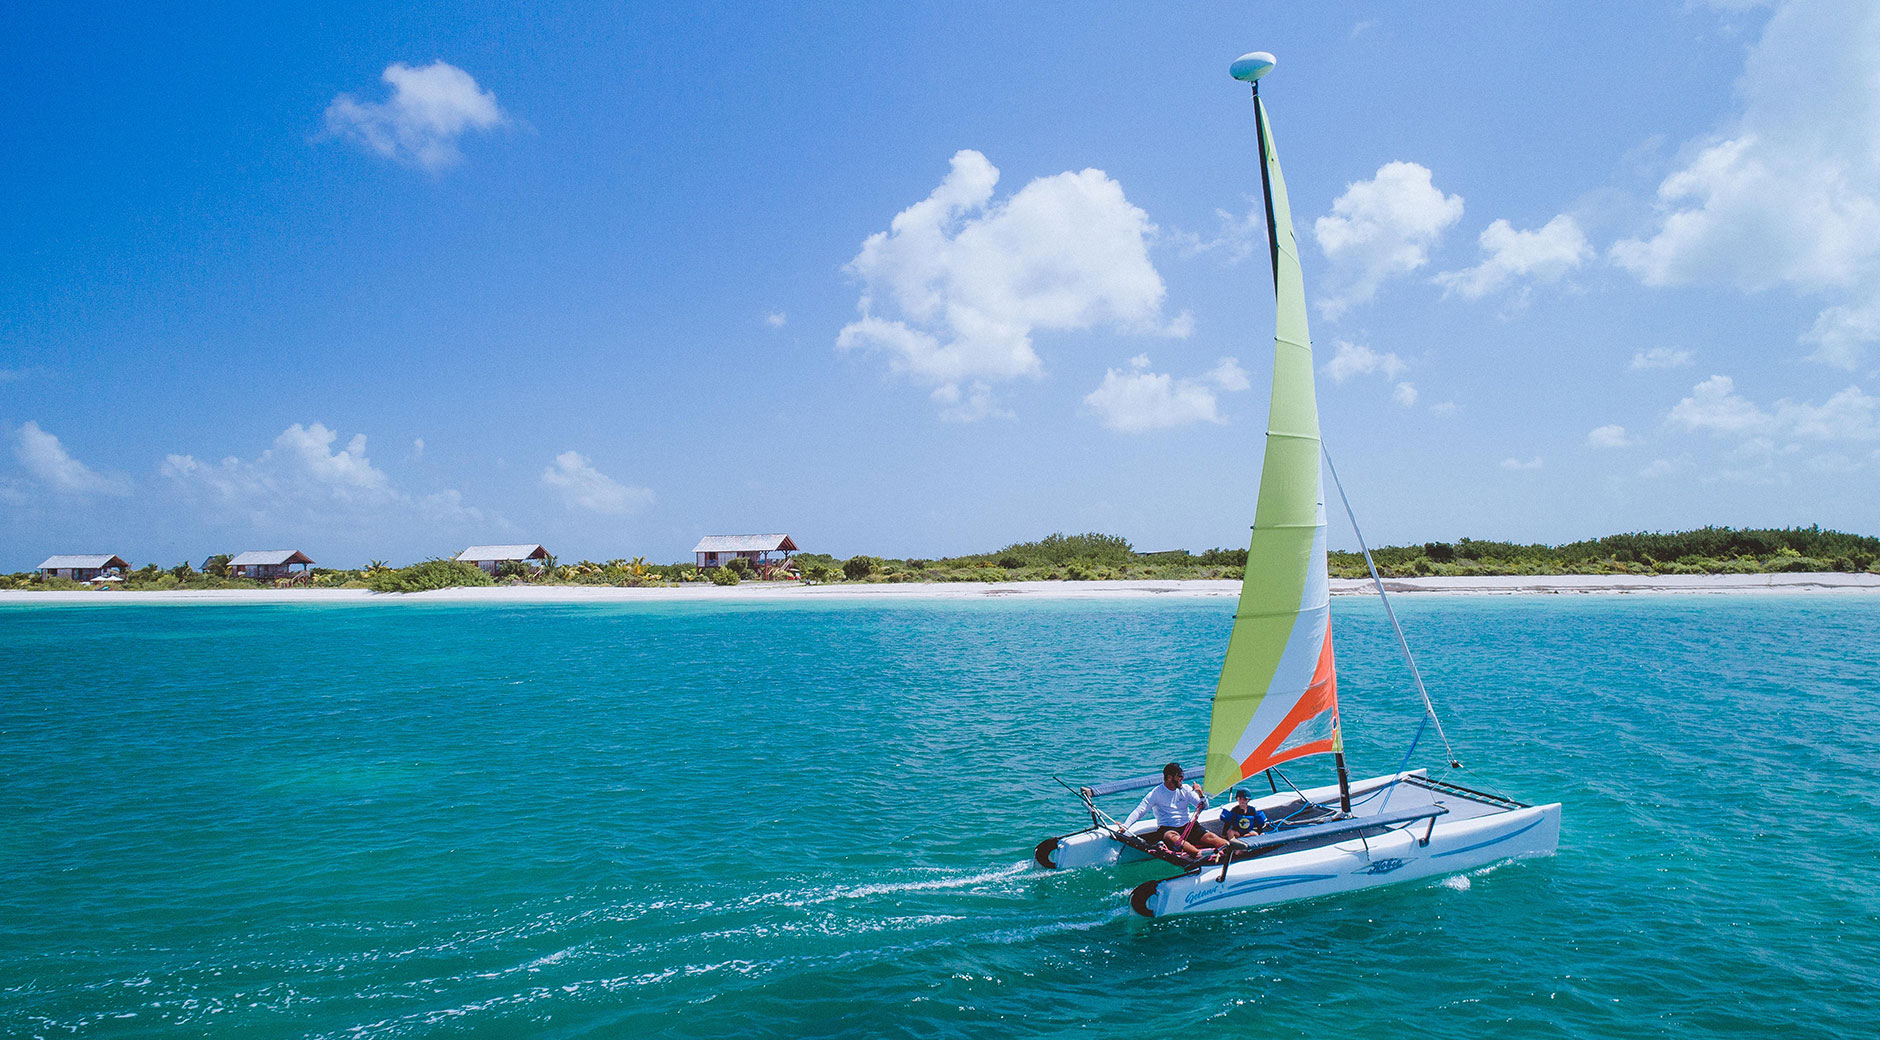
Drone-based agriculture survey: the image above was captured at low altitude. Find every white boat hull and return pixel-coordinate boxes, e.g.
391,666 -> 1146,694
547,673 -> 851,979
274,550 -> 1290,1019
1033,771 -> 1561,916
1131,800 -> 1560,917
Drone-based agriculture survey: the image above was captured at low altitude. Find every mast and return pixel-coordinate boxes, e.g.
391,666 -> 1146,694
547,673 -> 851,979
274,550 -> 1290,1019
1202,52 -> 1347,809
1245,69 -> 1353,817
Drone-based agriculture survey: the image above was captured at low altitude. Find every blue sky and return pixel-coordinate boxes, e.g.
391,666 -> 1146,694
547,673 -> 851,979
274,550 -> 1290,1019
4,1 -> 1877,569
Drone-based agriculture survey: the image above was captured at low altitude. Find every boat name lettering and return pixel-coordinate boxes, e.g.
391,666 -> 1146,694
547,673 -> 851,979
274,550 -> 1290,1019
1354,857 -> 1409,875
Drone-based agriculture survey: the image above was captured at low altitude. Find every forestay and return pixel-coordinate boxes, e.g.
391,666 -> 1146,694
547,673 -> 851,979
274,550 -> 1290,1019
1201,93 -> 1341,796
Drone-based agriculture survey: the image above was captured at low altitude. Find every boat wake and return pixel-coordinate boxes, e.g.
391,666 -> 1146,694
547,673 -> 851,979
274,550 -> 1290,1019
1438,857 -> 1523,893
746,861 -> 1035,908
303,867 -> 1126,1040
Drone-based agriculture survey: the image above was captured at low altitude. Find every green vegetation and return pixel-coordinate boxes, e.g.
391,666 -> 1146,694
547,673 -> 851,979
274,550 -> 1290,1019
3,526 -> 1875,594
813,532 -> 1238,583
794,553 -> 840,581
0,559 -> 374,592
763,526 -> 1880,584
1327,526 -> 1880,578
364,559 -> 496,593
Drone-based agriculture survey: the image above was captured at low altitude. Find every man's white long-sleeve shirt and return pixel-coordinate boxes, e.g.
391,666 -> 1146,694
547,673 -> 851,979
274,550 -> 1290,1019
1123,783 -> 1205,829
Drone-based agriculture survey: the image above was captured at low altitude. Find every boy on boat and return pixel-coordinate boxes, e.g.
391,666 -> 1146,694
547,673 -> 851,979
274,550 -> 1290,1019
1219,789 -> 1268,841
1120,763 -> 1228,855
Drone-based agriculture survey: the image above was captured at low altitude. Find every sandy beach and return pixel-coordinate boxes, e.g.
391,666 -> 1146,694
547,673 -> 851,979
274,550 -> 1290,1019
3,572 -> 1878,604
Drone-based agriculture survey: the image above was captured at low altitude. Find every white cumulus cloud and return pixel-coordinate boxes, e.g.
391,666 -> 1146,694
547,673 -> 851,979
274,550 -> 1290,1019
1666,375 -> 1775,436
1436,215 -> 1591,299
324,61 -> 507,171
541,451 -> 656,515
838,149 -> 1183,418
1631,347 -> 1694,370
929,382 -> 1009,423
14,421 -> 130,497
1666,375 -> 1880,443
163,422 -> 483,529
1083,355 -> 1250,433
1392,381 -> 1419,407
1587,424 -> 1633,448
1610,0 -> 1880,368
1500,457 -> 1544,471
1314,161 -> 1464,318
1323,341 -> 1407,383
1169,204 -> 1263,263
1206,357 -> 1251,392
1779,385 -> 1880,440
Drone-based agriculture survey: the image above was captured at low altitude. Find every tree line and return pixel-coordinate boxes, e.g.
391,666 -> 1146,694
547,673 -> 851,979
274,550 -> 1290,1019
6,526 -> 1876,591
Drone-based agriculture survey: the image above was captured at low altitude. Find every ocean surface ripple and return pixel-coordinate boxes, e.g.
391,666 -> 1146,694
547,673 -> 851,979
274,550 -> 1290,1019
3,596 -> 1877,1038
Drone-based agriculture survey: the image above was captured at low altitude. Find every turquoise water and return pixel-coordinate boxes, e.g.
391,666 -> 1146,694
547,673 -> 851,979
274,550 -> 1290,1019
3,595 -> 1878,1038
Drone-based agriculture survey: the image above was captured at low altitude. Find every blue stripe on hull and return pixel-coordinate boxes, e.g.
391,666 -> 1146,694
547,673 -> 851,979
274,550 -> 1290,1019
1430,816 -> 1546,859
1179,872 -> 1337,911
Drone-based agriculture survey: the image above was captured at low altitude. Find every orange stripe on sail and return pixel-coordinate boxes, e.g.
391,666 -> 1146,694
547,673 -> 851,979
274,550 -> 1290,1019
1237,616 -> 1341,781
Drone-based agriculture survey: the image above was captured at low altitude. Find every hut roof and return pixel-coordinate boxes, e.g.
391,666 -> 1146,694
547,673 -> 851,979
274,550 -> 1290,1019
692,534 -> 798,553
457,544 -> 550,563
229,550 -> 313,567
39,554 -> 128,570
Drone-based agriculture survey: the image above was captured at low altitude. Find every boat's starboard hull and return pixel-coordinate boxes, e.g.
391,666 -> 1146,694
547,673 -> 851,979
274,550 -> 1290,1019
1131,801 -> 1561,917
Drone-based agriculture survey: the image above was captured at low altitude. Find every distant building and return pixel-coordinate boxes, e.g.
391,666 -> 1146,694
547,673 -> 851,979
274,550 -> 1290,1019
38,554 -> 129,582
228,550 -> 314,581
692,534 -> 798,570
457,544 -> 551,575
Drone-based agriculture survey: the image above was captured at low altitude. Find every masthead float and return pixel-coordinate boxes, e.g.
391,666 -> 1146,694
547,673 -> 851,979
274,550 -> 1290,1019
1228,50 -> 1276,84
1030,52 -> 1563,918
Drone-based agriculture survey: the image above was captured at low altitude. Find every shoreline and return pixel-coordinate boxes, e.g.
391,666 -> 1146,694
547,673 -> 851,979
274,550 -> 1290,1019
2,572 -> 1878,604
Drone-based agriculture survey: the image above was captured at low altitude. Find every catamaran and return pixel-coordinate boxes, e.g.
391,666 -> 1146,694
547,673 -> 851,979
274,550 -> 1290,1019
1032,52 -> 1561,918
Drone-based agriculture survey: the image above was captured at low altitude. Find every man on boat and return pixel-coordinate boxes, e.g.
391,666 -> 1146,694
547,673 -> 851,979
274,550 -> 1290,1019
1120,763 -> 1228,855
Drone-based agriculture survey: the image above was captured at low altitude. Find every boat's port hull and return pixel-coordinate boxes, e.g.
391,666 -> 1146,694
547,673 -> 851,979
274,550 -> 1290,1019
1132,800 -> 1561,917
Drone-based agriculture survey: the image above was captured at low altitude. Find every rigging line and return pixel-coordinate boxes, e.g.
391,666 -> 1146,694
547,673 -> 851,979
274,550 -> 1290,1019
1264,765 -> 1335,822
1378,715 -> 1429,812
1321,444 -> 1462,771
1056,775 -> 1122,830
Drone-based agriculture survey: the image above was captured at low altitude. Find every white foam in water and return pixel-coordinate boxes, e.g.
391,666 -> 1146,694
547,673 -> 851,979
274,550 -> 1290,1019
822,862 -> 1031,902
745,861 -> 1034,909
1438,858 -> 1515,893
980,907 -> 1130,946
525,949 -> 572,969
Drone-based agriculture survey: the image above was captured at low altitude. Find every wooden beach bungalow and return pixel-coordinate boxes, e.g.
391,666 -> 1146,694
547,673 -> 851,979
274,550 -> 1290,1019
693,534 -> 798,570
457,544 -> 551,576
228,550 -> 314,581
38,554 -> 129,582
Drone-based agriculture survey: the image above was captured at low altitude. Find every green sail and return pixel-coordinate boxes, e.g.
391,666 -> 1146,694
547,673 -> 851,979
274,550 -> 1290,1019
1202,92 -> 1339,796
